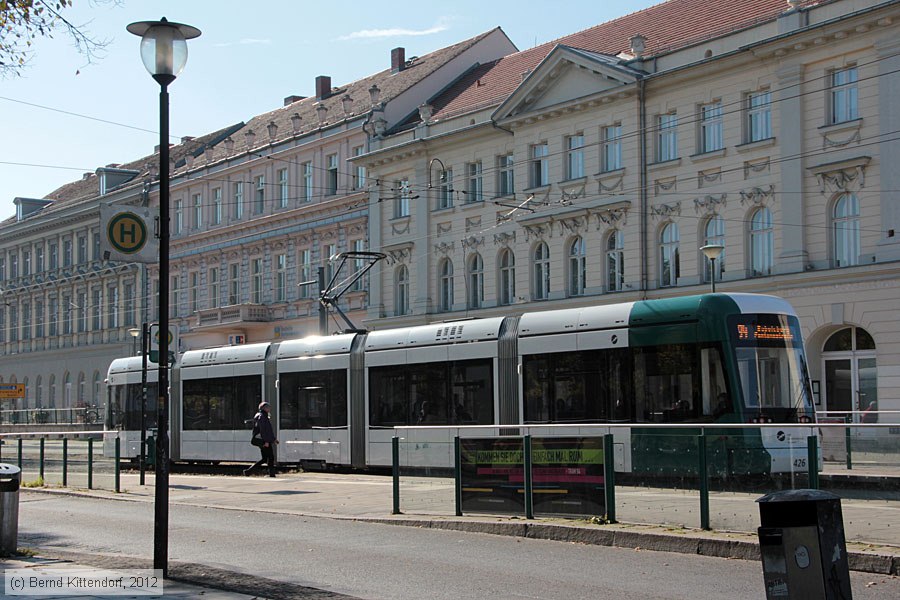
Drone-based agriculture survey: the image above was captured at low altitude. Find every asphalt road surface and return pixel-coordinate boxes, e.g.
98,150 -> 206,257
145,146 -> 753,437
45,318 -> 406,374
18,492 -> 900,599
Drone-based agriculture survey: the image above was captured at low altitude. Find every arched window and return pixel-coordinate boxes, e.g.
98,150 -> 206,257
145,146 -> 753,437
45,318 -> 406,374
93,371 -> 102,407
498,249 -> 515,306
22,376 -> 29,409
77,372 -> 86,407
35,375 -> 42,409
659,223 -> 680,287
438,258 -> 454,312
395,265 -> 409,316
606,230 -> 624,292
533,242 -> 550,300
467,253 -> 484,309
64,372 -> 72,408
833,193 -> 859,267
568,236 -> 586,297
703,215 -> 725,283
49,375 -> 56,409
749,207 -> 774,276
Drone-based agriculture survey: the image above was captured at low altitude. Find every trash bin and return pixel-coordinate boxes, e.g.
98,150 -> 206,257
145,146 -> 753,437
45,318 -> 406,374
0,463 -> 22,555
756,489 -> 851,600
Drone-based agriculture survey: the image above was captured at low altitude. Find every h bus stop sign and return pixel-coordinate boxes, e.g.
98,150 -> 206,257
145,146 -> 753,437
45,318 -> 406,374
100,205 -> 158,263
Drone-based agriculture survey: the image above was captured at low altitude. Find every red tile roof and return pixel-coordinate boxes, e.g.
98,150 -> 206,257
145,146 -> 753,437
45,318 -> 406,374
430,0 -> 822,121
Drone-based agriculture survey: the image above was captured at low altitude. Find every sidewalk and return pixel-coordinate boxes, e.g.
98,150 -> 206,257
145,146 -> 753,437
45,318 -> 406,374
20,470 -> 900,576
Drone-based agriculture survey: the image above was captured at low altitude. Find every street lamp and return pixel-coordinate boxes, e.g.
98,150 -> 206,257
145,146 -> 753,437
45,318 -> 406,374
127,16 -> 200,578
128,327 -> 141,356
700,244 -> 725,293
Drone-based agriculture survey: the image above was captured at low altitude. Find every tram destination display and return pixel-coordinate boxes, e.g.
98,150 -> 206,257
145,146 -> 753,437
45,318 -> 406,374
460,437 -> 606,517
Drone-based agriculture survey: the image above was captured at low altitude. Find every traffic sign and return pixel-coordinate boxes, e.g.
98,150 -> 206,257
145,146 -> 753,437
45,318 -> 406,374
100,205 -> 159,263
0,383 -> 25,399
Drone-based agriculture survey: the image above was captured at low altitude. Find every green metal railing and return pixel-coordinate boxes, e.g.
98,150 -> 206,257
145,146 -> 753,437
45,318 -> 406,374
0,431 -> 119,492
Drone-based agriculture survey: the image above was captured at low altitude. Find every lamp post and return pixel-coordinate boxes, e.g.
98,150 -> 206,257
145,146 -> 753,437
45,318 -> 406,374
700,244 -> 725,293
128,327 -> 141,356
127,17 -> 200,578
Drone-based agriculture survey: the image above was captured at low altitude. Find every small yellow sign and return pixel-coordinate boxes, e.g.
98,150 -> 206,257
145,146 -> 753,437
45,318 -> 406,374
0,383 -> 25,399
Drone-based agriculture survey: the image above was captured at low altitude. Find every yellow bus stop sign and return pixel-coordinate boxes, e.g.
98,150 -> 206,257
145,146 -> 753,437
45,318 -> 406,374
107,211 -> 148,255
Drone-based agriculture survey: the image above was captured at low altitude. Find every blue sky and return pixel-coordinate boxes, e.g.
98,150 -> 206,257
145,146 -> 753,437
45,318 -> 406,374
0,0 -> 658,219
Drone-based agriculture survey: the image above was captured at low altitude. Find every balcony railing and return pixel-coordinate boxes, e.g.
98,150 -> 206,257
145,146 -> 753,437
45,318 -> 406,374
196,304 -> 271,327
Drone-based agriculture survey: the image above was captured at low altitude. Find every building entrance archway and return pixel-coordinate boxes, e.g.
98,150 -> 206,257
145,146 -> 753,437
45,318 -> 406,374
822,327 -> 877,424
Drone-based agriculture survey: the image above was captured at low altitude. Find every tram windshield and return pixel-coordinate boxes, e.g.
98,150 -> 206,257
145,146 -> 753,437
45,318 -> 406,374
107,382 -> 159,430
729,314 -> 814,421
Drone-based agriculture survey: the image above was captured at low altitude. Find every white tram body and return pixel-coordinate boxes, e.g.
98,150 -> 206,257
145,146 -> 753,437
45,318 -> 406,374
275,334 -> 355,466
364,318 -> 506,468
516,303 -> 635,472
176,342 -> 270,462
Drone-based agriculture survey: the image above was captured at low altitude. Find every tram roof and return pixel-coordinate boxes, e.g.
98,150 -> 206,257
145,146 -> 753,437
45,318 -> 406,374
107,355 -> 160,374
364,317 -> 505,351
276,333 -> 356,359
180,342 -> 270,367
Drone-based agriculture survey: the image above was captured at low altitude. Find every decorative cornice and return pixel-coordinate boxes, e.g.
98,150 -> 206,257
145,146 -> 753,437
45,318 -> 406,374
595,206 -> 628,229
651,202 -> 681,219
698,168 -> 721,188
461,235 -> 485,251
523,223 -> 549,242
391,220 -> 410,235
558,216 -> 587,236
694,194 -> 727,215
385,247 -> 412,265
493,231 -> 516,246
434,241 -> 455,256
744,158 -> 770,179
808,156 -> 870,194
740,185 -> 776,207
654,177 -> 676,196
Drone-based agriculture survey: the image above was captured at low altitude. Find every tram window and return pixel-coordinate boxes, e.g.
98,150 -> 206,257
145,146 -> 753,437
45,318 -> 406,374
411,364 -> 448,424
523,350 -> 622,423
182,375 -> 260,430
182,379 -> 209,430
450,361 -> 492,425
233,376 -> 261,428
207,378 -> 233,430
634,344 -> 699,423
279,370 -> 347,429
370,367 -> 407,426
370,359 -> 493,427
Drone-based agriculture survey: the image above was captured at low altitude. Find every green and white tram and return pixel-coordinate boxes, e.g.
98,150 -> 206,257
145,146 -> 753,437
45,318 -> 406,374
106,293 -> 815,474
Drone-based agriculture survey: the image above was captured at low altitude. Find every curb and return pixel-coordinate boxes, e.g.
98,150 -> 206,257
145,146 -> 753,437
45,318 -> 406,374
24,487 -> 900,576
356,517 -> 900,575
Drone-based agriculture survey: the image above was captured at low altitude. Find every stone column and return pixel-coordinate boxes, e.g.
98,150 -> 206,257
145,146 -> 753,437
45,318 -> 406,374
775,62 -> 808,273
875,35 -> 900,261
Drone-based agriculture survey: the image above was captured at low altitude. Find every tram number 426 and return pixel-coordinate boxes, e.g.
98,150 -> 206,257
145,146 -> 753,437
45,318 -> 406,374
793,458 -> 808,469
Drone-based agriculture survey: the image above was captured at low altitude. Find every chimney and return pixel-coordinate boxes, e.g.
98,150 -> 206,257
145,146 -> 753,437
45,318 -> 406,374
316,75 -> 332,100
630,35 -> 646,60
391,47 -> 405,73
283,94 -> 305,106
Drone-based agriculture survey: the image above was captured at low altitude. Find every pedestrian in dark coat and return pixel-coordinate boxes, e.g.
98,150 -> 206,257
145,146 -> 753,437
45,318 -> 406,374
245,401 -> 278,477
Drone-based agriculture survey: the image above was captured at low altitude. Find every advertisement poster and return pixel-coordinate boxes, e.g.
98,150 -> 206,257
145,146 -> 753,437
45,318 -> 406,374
460,436 -> 605,517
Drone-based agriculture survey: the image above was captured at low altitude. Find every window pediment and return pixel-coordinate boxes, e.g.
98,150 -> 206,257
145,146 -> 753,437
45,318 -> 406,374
807,156 -> 870,194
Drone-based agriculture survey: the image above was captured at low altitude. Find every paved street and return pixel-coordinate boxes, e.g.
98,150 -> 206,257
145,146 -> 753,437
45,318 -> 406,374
17,492 -> 900,600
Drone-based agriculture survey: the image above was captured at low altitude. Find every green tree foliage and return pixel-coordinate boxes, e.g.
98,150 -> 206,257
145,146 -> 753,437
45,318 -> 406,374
0,0 -> 110,77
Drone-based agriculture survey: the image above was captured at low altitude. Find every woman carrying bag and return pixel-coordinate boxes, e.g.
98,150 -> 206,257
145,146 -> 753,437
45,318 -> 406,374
245,401 -> 278,477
